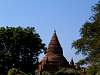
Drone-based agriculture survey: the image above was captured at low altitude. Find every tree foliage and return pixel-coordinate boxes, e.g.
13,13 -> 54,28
55,68 -> 81,75
72,1 -> 100,74
7,68 -> 27,75
0,26 -> 45,74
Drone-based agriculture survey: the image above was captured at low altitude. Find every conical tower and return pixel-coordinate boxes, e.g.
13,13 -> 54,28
70,58 -> 75,68
70,58 -> 74,66
46,30 -> 63,55
38,31 -> 69,74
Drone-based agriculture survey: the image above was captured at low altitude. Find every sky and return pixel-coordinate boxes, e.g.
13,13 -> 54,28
0,0 -> 99,63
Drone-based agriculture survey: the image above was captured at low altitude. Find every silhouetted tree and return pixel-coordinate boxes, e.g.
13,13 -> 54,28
72,1 -> 100,75
0,26 -> 45,74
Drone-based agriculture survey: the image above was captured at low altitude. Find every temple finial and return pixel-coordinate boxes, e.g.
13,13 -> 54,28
54,30 -> 56,33
47,29 -> 63,54
70,58 -> 74,65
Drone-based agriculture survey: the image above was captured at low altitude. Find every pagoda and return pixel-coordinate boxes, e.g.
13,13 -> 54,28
37,31 -> 69,74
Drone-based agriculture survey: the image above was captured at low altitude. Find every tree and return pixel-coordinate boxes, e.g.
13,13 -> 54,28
72,1 -> 100,75
55,68 -> 81,75
0,26 -> 45,74
7,68 -> 27,75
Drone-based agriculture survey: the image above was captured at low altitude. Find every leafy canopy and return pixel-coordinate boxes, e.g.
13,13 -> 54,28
0,26 -> 45,74
72,1 -> 100,74
72,0 -> 100,63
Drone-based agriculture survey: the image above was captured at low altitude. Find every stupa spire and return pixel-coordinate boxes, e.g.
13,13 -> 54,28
70,58 -> 74,65
46,31 -> 63,54
54,29 -> 56,33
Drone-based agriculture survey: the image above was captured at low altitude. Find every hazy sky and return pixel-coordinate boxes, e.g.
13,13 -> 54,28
0,0 -> 99,62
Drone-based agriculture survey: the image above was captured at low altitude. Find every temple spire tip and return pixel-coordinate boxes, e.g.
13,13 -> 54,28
54,30 -> 56,33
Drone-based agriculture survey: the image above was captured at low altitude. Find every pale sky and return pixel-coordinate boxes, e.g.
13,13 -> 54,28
0,0 -> 99,63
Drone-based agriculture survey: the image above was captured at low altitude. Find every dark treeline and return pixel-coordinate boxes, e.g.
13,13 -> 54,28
72,0 -> 100,75
0,26 -> 45,75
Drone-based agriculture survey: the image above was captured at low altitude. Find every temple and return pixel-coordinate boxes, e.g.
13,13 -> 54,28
36,31 -> 76,75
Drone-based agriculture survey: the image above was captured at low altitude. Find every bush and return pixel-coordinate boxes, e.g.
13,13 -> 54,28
7,68 -> 27,75
55,68 -> 81,75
